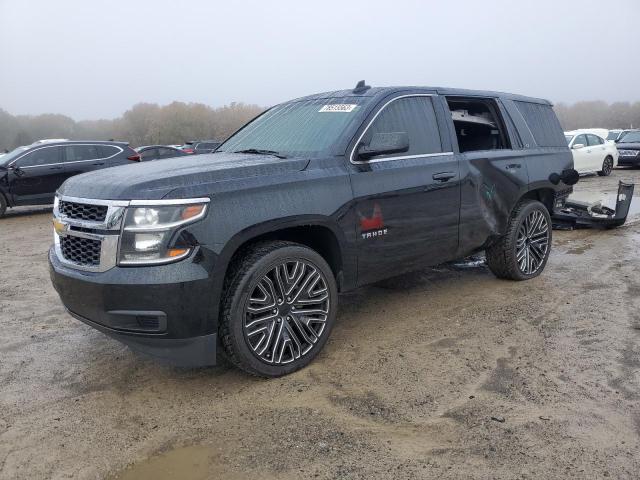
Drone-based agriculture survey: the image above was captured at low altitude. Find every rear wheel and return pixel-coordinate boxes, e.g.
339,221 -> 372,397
485,200 -> 551,281
597,156 -> 613,176
0,193 -> 7,218
220,241 -> 338,377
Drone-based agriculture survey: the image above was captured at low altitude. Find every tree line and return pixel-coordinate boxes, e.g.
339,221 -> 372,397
1,99 -> 639,152
553,101 -> 639,131
0,101 -> 264,152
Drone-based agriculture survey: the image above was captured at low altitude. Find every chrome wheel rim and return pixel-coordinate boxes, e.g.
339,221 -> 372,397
603,158 -> 612,175
516,210 -> 549,275
243,260 -> 330,364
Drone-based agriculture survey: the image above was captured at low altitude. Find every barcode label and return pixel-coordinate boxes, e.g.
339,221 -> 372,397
319,104 -> 357,113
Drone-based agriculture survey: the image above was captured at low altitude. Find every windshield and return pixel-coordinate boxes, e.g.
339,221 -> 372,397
565,135 -> 574,145
218,98 -> 369,157
0,146 -> 30,166
619,131 -> 640,143
606,131 -> 620,140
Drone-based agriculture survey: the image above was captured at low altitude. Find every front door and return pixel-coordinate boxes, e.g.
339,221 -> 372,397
9,146 -> 64,205
348,95 -> 460,286
571,134 -> 590,173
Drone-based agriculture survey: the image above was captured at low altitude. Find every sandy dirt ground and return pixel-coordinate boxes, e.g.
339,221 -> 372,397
1,170 -> 639,480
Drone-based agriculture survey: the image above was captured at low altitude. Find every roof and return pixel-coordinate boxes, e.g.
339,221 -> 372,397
289,85 -> 551,105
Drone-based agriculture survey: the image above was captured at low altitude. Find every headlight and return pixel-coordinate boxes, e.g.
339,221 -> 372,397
618,149 -> 639,157
118,199 -> 209,265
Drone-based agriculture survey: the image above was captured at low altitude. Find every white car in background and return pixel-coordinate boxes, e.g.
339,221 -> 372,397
565,130 -> 618,176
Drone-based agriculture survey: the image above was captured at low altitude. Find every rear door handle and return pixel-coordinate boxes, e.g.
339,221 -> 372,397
93,162 -> 105,166
49,166 -> 63,170
432,172 -> 456,182
506,163 -> 521,169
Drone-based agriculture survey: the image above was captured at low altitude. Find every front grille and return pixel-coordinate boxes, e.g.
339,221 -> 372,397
59,200 -> 108,222
60,236 -> 102,266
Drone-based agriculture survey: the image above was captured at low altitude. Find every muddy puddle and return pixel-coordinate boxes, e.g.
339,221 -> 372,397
108,445 -> 251,480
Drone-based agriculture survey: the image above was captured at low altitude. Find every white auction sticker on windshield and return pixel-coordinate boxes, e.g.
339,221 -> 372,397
319,104 -> 357,113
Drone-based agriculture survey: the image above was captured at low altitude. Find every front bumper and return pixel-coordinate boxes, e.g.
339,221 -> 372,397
49,247 -> 218,367
618,154 -> 640,166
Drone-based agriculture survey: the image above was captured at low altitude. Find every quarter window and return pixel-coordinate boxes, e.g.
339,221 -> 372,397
65,145 -> 101,162
98,145 -> 120,158
16,147 -> 60,167
361,96 -> 442,159
514,101 -> 566,147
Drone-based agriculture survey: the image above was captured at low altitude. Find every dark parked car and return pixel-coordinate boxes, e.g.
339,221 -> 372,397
0,140 -> 139,217
50,83 -> 576,377
615,130 -> 640,166
136,145 -> 188,161
179,140 -> 222,154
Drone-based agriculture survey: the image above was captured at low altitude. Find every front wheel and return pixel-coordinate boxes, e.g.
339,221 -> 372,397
220,241 -> 338,377
597,156 -> 614,176
485,200 -> 552,281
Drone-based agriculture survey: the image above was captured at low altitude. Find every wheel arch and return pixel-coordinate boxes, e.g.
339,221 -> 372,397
217,216 -> 351,294
519,187 -> 555,214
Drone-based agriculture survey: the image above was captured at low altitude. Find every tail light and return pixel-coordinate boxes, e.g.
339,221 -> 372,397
183,148 -> 195,154
127,154 -> 141,162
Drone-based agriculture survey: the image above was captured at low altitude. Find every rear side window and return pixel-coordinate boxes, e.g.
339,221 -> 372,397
514,101 -> 566,147
158,147 -> 179,158
65,145 -> 101,162
587,134 -> 603,146
140,148 -> 159,160
16,146 -> 60,167
362,96 -> 442,159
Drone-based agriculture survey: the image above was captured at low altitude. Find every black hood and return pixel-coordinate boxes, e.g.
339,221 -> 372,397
58,152 -> 310,200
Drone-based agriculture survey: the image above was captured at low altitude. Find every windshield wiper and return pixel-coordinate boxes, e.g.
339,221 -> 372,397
233,148 -> 288,159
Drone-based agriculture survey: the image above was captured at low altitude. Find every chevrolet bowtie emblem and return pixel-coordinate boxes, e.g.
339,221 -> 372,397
53,218 -> 68,235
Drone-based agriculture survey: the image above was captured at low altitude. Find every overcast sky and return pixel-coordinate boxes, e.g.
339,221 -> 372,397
1,0 -> 638,120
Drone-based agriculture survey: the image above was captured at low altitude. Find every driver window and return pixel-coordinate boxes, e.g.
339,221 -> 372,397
573,134 -> 587,147
362,97 -> 442,159
17,147 -> 60,167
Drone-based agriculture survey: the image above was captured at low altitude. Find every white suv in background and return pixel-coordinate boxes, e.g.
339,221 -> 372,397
565,130 -> 618,176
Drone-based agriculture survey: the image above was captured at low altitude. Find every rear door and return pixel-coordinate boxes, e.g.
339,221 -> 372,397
9,146 -> 64,204
348,94 -> 460,285
63,144 -> 111,179
586,134 -> 606,170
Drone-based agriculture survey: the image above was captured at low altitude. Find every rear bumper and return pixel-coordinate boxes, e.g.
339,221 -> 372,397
49,247 -> 218,367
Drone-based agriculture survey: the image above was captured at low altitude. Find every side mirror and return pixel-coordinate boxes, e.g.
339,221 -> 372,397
9,165 -> 24,176
357,132 -> 409,160
572,143 -> 584,150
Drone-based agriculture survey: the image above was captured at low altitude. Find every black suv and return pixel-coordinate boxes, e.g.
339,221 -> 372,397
0,140 -> 138,217
49,84 -> 576,377
615,130 -> 640,166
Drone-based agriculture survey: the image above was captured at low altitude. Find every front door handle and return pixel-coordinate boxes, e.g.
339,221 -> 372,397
92,162 -> 105,166
432,172 -> 455,182
506,163 -> 521,169
49,166 -> 64,171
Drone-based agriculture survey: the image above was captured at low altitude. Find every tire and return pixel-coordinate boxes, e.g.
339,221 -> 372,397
485,200 -> 552,281
220,241 -> 338,377
0,193 -> 7,218
597,156 -> 614,176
